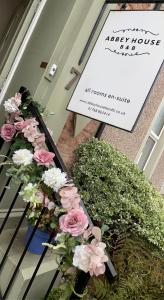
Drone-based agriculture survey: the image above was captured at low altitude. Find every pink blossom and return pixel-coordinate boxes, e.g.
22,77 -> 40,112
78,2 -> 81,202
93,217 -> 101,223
59,185 -> 80,211
83,226 -> 101,241
32,133 -> 46,150
14,120 -> 26,131
43,196 -> 55,210
24,118 -> 39,127
44,196 -> 50,207
59,208 -> 88,236
36,190 -> 45,202
22,124 -> 38,142
0,124 -> 16,141
33,149 -> 55,167
7,111 -> 22,124
21,118 -> 39,142
73,239 -> 108,276
59,186 -> 78,198
14,93 -> 22,106
48,201 -> 55,210
85,239 -> 108,276
60,196 -> 80,211
15,118 -> 39,132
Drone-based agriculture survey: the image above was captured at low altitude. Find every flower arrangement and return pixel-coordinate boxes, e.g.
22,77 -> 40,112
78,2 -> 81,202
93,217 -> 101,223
0,91 -> 109,297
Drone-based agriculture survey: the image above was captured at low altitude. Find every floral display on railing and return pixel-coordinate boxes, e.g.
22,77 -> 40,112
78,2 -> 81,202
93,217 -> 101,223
0,92 -> 108,298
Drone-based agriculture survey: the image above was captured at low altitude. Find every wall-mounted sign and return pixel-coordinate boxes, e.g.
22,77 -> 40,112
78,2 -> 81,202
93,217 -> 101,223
67,11 -> 164,131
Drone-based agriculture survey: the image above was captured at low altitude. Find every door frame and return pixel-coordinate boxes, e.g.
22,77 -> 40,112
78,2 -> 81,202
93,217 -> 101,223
0,0 -> 48,105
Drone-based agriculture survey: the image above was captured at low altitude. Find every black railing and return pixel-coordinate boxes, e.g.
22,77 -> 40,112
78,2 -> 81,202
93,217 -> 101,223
0,87 -> 117,300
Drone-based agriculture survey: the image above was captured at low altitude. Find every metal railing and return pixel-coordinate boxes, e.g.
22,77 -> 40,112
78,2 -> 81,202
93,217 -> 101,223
0,87 -> 117,300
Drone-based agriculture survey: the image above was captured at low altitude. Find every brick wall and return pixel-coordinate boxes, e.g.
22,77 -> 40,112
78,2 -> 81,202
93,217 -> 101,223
57,112 -> 99,168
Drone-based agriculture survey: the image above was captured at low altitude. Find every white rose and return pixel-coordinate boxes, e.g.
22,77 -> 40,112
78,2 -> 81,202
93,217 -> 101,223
4,93 -> 21,113
4,98 -> 19,113
12,149 -> 33,166
73,245 -> 90,273
42,167 -> 67,192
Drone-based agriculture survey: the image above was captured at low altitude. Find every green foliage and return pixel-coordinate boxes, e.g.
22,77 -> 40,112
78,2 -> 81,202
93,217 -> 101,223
72,138 -> 164,251
87,235 -> 164,300
45,281 -> 73,300
6,162 -> 44,184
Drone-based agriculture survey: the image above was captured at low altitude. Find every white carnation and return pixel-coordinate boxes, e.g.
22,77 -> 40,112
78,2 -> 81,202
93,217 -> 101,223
12,149 -> 33,166
73,245 -> 90,273
42,167 -> 67,192
4,98 -> 19,113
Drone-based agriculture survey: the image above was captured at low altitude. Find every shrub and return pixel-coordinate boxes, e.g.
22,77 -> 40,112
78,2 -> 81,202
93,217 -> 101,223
72,138 -> 164,252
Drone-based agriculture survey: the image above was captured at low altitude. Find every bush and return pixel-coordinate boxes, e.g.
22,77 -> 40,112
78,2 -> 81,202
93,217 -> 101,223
72,138 -> 164,252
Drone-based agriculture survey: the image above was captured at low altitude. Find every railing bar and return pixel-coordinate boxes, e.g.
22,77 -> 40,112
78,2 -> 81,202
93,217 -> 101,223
0,177 -> 12,203
70,271 -> 90,299
2,208 -> 46,300
0,203 -> 30,270
44,269 -> 60,299
0,137 -> 4,151
95,122 -> 106,139
0,148 -> 11,174
0,184 -> 23,234
22,232 -> 54,300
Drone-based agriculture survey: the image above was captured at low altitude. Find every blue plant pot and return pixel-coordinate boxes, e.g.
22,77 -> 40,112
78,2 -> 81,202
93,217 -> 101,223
25,224 -> 50,255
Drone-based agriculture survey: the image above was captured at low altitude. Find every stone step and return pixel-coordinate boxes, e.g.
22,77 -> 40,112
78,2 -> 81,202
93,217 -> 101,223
0,228 -> 59,300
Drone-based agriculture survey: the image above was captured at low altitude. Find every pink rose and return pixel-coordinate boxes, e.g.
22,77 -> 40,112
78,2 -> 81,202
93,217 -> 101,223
33,149 -> 55,166
32,133 -> 46,150
0,124 -> 16,141
59,186 -> 78,198
14,120 -> 25,131
59,208 -> 88,236
22,124 -> 38,142
22,118 -> 39,142
24,118 -> 39,128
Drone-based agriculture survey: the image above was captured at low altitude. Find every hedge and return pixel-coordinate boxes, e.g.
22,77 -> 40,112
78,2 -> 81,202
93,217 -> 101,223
72,138 -> 164,252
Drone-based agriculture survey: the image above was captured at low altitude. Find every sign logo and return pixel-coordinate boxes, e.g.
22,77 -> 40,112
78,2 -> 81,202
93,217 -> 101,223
105,28 -> 160,57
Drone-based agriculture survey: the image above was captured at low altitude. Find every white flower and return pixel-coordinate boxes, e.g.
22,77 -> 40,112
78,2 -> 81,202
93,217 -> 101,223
73,245 -> 90,273
4,93 -> 22,113
42,167 -> 67,192
4,98 -> 19,113
19,183 -> 42,204
12,149 -> 33,166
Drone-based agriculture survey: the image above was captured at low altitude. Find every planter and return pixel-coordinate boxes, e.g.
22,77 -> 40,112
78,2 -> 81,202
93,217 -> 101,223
25,224 -> 50,255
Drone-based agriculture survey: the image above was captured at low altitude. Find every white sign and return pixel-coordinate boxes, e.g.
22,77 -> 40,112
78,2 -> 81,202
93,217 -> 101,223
67,11 -> 164,131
